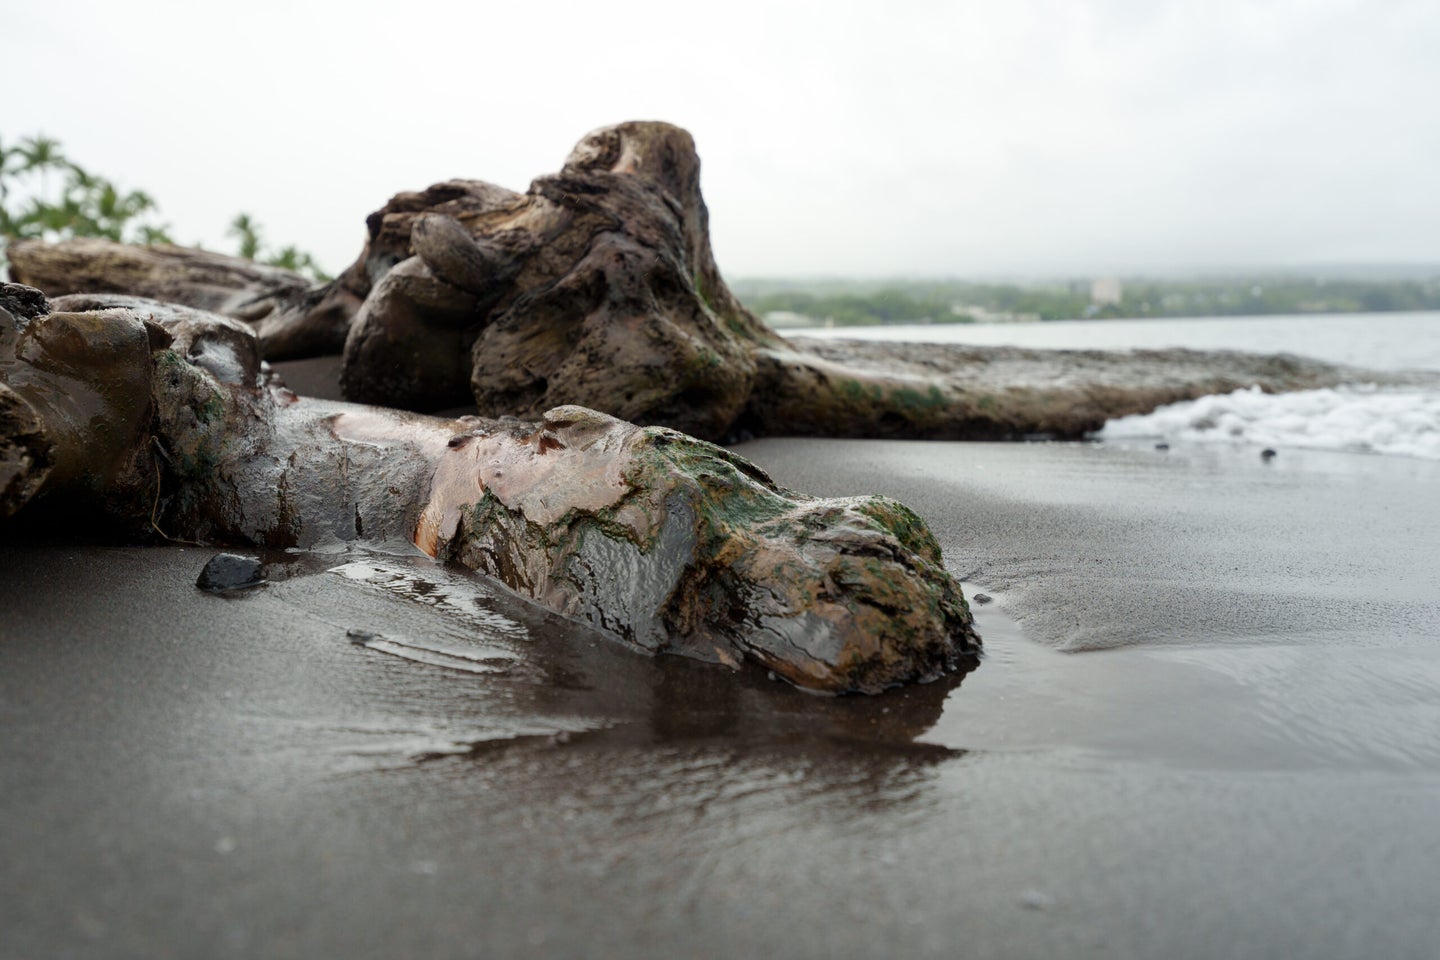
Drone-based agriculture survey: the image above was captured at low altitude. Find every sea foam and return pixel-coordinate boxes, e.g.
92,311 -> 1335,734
1099,385 -> 1440,460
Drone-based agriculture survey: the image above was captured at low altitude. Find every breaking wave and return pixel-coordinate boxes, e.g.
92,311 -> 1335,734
1099,385 -> 1440,460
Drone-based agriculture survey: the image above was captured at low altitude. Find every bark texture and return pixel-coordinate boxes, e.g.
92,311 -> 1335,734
740,339 -> 1391,440
0,285 -> 979,693
6,123 -> 1403,443
6,236 -> 360,361
321,122 -> 773,440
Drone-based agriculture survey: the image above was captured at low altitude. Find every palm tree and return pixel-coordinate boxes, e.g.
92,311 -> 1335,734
228,212 -> 262,260
0,137 -> 16,203
17,135 -> 65,170
136,224 -> 174,245
18,135 -> 67,200
265,245 -> 331,282
61,162 -> 100,204
0,134 -> 325,279
0,136 -> 32,218
111,189 -> 158,242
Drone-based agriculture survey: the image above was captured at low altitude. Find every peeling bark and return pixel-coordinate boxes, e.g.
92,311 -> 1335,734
0,285 -> 979,693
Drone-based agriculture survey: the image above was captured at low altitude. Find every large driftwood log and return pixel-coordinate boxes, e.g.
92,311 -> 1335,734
319,123 -> 775,438
0,285 -> 978,694
740,339 -> 1381,440
249,120 -> 1402,439
7,123 -> 1399,442
6,236 -> 310,313
6,237 -> 361,362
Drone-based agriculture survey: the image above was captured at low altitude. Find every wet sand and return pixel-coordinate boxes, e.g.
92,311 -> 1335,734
3,438 -> 1440,958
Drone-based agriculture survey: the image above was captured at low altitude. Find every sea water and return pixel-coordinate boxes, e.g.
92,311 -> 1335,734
788,311 -> 1440,460
1102,384 -> 1440,460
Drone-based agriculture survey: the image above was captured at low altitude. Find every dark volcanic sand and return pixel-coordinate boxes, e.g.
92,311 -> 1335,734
3,439 -> 1439,959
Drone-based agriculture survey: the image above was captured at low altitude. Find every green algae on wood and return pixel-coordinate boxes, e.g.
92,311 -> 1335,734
416,405 -> 980,692
1,286 -> 980,694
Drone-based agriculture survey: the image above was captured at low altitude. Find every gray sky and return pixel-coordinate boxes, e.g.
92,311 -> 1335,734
7,0 -> 1438,278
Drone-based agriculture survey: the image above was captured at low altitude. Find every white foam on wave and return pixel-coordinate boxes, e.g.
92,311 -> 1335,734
1099,385 -> 1440,460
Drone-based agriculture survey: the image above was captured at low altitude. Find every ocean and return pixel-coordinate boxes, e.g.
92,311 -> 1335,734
784,310 -> 1440,371
789,311 -> 1440,459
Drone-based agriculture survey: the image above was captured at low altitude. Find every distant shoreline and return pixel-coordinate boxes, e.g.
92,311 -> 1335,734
773,306 -> 1440,330
736,275 -> 1440,328
778,310 -> 1440,376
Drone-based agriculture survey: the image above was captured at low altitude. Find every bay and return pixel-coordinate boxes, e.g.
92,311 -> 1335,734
787,310 -> 1440,372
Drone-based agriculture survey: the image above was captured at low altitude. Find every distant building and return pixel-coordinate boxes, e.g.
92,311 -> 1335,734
1091,277 -> 1123,306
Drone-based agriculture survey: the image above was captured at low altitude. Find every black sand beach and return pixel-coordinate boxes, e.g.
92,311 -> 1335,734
4,436 -> 1439,958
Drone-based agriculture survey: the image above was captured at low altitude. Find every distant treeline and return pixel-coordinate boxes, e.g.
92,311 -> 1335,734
0,133 -> 329,281
733,276 -> 1440,326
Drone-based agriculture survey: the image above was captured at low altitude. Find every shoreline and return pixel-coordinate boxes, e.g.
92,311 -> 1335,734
5,437 -> 1439,958
784,309 -> 1440,377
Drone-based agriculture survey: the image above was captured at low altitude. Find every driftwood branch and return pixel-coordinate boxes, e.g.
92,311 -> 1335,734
0,286 -> 979,693
6,237 -> 361,361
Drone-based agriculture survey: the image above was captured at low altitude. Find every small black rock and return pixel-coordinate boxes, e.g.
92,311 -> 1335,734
1154,442 -> 1170,451
196,553 -> 267,593
1261,448 -> 1278,460
972,593 -> 993,605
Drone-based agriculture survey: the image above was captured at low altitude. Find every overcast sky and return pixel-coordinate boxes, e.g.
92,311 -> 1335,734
7,0 -> 1437,278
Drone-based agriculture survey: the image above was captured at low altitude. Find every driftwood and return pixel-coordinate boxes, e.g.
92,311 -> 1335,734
741,338 -> 1378,440
316,123 -> 775,437
6,236 -> 311,314
5,122 -> 1395,443
0,285 -> 979,693
301,120 -> 1386,439
5,237 -> 360,362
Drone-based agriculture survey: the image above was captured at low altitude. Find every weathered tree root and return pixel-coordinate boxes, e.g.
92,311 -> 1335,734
0,383 -> 50,519
7,122 -> 1400,443
0,285 -> 979,693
